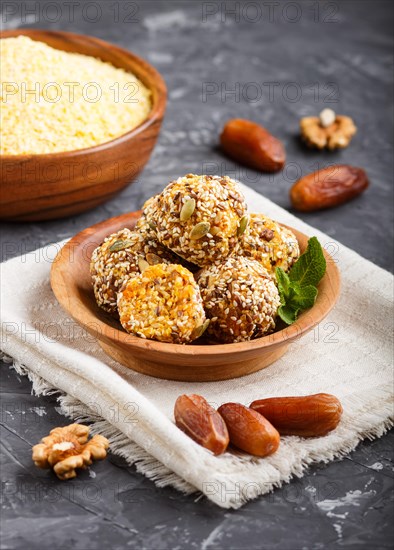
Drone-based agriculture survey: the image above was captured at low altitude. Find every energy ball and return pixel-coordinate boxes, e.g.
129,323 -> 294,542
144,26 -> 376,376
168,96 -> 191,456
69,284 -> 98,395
240,213 -> 300,274
117,264 -> 207,344
146,174 -> 248,267
90,228 -> 177,315
197,256 -> 280,343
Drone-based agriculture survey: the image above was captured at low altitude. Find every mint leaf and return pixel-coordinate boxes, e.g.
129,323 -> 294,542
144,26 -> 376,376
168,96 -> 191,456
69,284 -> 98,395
278,304 -> 298,325
289,236 -> 326,288
290,283 -> 318,309
275,275 -> 299,325
275,267 -> 290,299
276,283 -> 318,325
275,237 -> 325,325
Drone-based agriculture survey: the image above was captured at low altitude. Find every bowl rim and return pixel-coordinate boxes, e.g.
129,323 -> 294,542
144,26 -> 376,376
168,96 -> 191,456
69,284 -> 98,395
0,29 -> 167,160
50,212 -> 341,359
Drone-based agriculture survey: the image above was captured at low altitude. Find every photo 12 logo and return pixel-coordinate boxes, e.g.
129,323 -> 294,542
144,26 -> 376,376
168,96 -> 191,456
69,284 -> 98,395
201,81 -> 340,104
202,479 -> 340,505
1,80 -> 141,104
1,2 -> 140,26
201,2 -> 340,24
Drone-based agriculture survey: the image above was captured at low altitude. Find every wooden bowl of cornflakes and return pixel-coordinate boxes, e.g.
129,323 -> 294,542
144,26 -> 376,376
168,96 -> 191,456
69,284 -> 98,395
0,29 -> 166,221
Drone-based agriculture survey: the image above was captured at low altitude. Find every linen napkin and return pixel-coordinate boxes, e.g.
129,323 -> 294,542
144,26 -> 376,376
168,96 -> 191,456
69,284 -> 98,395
1,184 -> 393,509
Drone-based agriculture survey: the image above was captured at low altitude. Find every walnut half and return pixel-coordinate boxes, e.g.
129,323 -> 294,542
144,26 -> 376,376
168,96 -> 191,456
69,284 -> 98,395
300,109 -> 357,150
32,423 -> 109,480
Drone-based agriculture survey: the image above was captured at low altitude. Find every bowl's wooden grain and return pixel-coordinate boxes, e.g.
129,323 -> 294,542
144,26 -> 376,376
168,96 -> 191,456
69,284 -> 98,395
50,212 -> 341,382
0,30 -> 166,221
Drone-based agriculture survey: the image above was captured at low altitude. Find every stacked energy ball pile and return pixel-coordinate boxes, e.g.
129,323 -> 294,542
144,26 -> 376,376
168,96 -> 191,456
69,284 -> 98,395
90,174 -> 300,344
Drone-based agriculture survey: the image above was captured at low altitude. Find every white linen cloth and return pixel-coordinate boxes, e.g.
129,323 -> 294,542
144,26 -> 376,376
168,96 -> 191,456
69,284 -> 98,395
1,184 -> 393,509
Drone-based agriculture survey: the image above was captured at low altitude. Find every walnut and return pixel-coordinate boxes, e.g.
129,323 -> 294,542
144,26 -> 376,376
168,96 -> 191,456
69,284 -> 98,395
300,109 -> 357,150
32,423 -> 109,480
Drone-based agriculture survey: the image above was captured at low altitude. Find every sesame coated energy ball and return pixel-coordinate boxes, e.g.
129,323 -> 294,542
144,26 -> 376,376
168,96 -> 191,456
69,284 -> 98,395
90,228 -> 177,315
240,213 -> 300,274
145,174 -> 248,267
197,256 -> 281,343
117,264 -> 207,344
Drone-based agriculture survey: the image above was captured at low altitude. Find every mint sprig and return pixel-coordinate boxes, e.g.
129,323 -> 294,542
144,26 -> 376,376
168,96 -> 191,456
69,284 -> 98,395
275,236 -> 326,325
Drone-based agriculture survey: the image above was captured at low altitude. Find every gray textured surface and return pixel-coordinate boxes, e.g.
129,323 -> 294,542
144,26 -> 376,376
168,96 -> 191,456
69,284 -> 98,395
1,1 -> 393,549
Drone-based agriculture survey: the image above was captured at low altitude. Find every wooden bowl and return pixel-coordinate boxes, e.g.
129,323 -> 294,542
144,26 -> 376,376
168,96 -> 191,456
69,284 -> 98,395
50,212 -> 341,382
0,30 -> 166,222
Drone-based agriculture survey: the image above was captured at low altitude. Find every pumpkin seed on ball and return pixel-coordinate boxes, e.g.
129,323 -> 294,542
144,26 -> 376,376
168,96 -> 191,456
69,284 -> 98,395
237,215 -> 249,236
109,239 -> 134,253
146,252 -> 163,265
180,198 -> 196,222
190,222 -> 211,240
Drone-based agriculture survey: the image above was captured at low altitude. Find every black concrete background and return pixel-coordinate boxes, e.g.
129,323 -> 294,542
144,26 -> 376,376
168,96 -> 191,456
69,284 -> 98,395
1,1 -> 393,549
